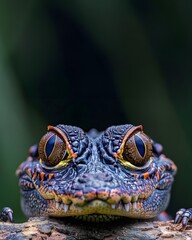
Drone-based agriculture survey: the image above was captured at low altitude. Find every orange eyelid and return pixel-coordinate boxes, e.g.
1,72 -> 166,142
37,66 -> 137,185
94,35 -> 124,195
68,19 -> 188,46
113,125 -> 143,158
47,125 -> 77,158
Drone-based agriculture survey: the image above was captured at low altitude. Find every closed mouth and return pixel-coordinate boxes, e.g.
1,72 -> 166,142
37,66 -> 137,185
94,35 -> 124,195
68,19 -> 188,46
46,198 -> 152,219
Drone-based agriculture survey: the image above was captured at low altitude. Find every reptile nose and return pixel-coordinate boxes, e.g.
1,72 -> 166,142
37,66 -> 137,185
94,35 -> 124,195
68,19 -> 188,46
71,172 -> 116,192
71,172 -> 120,203
72,172 -> 119,194
78,172 -> 113,184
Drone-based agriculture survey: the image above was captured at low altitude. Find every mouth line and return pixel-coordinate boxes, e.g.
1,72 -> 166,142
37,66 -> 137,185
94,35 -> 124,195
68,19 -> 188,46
33,185 -> 156,218
29,177 -> 158,218
47,198 -> 147,217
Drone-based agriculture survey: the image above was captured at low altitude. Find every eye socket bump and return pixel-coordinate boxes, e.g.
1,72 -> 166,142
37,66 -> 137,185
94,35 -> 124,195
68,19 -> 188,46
122,131 -> 153,167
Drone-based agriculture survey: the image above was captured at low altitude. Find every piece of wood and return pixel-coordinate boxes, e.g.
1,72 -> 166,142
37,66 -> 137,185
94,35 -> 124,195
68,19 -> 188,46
0,217 -> 191,240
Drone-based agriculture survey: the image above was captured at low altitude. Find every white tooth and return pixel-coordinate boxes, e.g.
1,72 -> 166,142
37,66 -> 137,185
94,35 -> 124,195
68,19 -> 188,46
63,204 -> 69,212
124,203 -> 130,212
133,202 -> 137,210
111,204 -> 116,209
60,203 -> 64,210
55,202 -> 60,209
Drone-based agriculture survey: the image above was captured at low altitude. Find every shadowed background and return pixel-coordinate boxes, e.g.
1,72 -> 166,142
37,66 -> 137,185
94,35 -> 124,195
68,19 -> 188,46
0,0 -> 191,221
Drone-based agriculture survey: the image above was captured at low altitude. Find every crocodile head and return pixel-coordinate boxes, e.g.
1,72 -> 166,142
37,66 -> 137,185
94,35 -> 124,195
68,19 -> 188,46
16,124 -> 177,220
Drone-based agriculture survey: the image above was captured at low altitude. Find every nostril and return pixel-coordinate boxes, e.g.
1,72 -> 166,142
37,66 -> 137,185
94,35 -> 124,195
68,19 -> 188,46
77,173 -> 113,184
78,176 -> 88,183
105,174 -> 113,182
97,173 -> 113,182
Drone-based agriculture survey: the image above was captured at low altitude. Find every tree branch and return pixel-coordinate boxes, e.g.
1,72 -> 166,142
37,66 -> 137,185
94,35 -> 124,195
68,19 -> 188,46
0,217 -> 191,239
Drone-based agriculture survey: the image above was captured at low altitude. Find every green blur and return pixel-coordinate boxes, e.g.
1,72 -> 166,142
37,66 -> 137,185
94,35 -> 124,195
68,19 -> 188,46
0,0 -> 191,221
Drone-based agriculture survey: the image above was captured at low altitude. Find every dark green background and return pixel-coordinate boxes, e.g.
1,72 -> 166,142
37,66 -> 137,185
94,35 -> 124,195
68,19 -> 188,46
0,0 -> 191,222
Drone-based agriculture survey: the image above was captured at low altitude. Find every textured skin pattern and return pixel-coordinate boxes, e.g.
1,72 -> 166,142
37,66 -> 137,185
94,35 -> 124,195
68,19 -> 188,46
16,124 -> 177,220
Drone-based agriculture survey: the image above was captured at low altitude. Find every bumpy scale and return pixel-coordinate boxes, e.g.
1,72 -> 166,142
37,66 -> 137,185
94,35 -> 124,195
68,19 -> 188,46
16,124 -> 178,223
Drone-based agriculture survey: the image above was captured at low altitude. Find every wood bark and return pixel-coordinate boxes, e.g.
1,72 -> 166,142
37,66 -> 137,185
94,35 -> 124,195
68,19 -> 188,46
0,217 -> 191,240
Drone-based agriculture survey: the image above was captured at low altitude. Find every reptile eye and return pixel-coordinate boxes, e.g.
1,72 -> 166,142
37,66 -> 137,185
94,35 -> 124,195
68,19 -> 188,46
38,131 -> 67,166
122,131 -> 152,166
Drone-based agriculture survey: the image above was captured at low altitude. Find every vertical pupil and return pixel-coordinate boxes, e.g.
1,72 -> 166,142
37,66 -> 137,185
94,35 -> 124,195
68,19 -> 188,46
134,135 -> 145,158
45,134 -> 56,157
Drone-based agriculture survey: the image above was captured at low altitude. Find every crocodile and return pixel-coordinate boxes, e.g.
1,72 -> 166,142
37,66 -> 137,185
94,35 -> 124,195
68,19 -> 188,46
16,124 -> 178,223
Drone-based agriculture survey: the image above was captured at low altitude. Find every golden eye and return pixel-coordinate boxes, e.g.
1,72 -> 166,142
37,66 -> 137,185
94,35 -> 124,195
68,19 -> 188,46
122,131 -> 152,167
38,131 -> 67,166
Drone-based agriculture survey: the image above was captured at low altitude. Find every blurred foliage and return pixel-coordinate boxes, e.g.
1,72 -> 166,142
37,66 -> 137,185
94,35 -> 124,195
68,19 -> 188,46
0,0 -> 192,221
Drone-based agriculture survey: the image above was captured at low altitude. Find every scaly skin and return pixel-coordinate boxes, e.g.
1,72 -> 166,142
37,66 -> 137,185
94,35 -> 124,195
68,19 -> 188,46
16,124 -> 177,221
